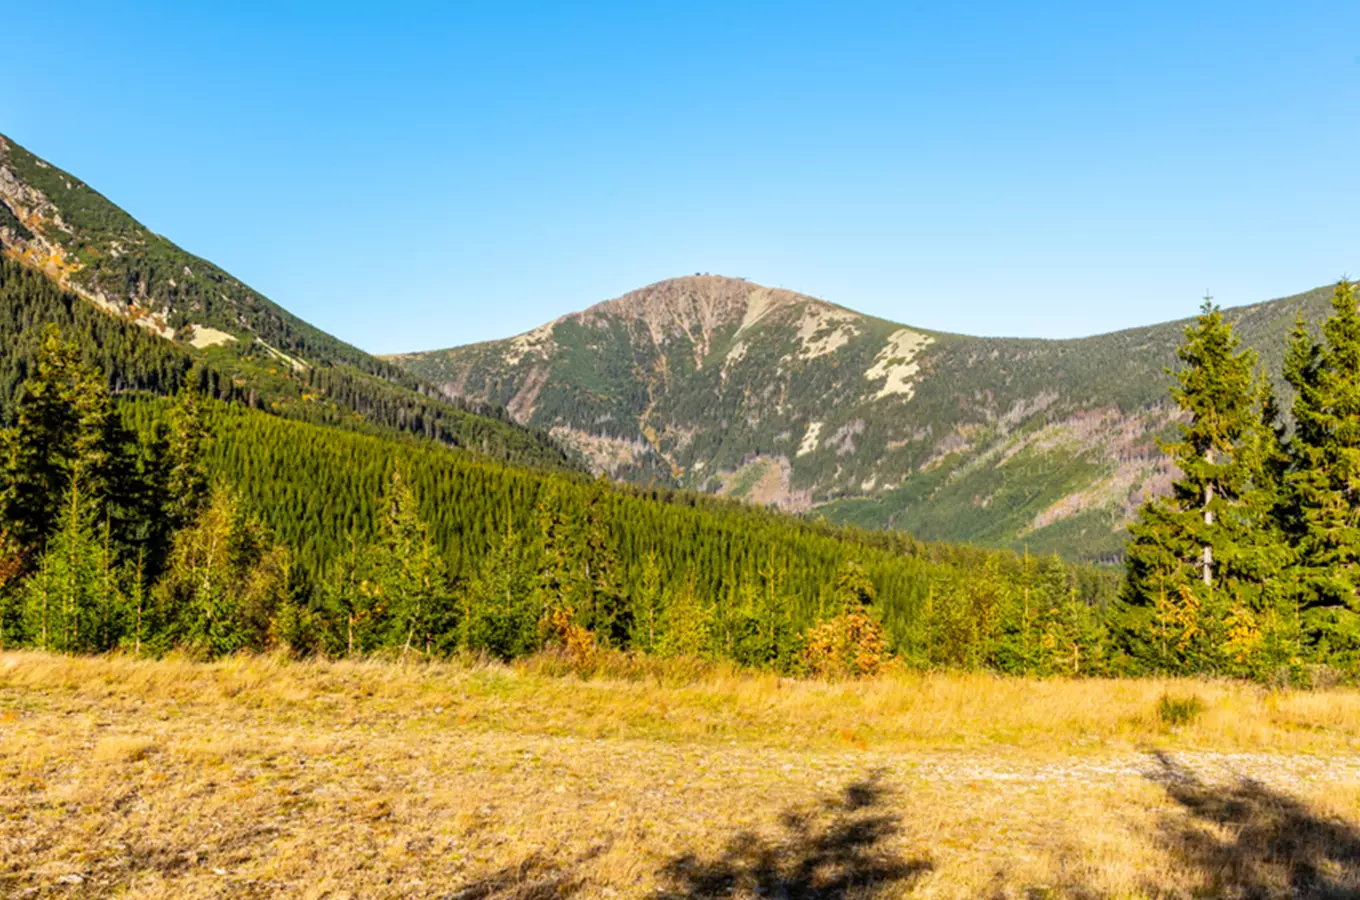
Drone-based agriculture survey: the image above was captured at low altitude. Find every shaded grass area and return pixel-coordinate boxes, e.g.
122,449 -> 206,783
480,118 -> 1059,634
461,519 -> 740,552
657,772 -> 932,899
1145,752 -> 1360,899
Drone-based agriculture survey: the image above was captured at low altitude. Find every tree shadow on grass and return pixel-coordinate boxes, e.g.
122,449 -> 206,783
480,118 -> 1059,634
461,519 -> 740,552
442,850 -> 595,900
1145,751 -> 1360,899
657,770 -> 933,898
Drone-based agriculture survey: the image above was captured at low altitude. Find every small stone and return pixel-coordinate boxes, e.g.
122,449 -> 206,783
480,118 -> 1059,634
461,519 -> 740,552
213,868 -> 227,876
56,874 -> 84,885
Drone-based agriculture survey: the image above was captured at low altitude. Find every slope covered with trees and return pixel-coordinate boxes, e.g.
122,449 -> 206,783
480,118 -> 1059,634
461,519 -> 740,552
394,275 -> 1344,562
0,321 -> 1124,676
4,290 -> 1359,683
0,135 -> 570,470
0,255 -> 569,468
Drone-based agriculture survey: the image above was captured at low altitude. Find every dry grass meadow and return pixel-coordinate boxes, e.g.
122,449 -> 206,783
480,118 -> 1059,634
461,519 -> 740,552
2,650 -> 1359,898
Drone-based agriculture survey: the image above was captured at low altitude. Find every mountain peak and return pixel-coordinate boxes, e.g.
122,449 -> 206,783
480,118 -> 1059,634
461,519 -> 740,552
582,274 -> 830,349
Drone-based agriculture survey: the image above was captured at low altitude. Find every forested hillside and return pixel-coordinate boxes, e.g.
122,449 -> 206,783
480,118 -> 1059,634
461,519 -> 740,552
0,135 -> 570,470
2,276 -> 1356,683
0,255 -> 568,467
394,275 -> 1343,561
0,316 -> 1125,674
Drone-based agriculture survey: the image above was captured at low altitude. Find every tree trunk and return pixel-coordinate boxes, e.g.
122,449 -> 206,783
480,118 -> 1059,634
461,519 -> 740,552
1203,450 -> 1215,587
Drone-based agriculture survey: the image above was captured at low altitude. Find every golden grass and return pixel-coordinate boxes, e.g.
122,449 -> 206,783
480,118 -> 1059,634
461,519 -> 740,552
1,650 -> 1358,898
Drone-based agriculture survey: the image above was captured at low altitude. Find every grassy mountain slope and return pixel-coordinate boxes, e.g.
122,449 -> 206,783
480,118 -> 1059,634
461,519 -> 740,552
393,276 -> 1342,561
0,133 -> 570,469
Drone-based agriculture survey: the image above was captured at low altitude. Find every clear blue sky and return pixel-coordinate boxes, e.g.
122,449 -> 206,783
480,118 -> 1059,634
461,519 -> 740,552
3,1 -> 1357,352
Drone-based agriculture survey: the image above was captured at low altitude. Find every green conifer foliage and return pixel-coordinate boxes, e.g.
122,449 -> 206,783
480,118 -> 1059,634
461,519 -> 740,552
1283,281 -> 1360,663
729,558 -> 798,670
657,576 -> 713,658
152,488 -> 292,657
1,326 -> 83,548
22,478 -> 105,652
0,324 -> 144,557
459,523 -> 538,660
363,469 -> 450,657
831,559 -> 877,612
1116,301 -> 1265,672
164,376 -> 212,532
629,550 -> 664,655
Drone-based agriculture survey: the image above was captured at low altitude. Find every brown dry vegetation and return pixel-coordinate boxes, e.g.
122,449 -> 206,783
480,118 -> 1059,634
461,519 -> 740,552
2,651 -> 1359,898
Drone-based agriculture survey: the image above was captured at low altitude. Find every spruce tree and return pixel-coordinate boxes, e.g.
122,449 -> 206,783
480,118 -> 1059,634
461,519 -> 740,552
1282,280 -> 1360,663
363,468 -> 448,657
1116,300 -> 1263,672
153,488 -> 289,657
629,550 -> 664,654
459,523 -> 537,659
657,576 -> 712,658
23,477 -> 104,653
164,375 -> 211,532
0,325 -> 142,556
1,326 -> 82,548
831,559 -> 877,612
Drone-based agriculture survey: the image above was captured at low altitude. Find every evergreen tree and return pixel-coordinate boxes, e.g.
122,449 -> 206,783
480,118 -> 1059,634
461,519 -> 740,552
529,485 -> 587,623
153,488 -> 290,657
0,325 -> 143,556
1,326 -> 83,548
163,375 -> 211,532
1282,280 -> 1360,663
657,576 -> 712,658
123,549 -> 149,655
22,477 -> 105,653
729,559 -> 797,670
459,523 -> 538,660
322,531 -> 377,656
1116,300 -> 1265,672
577,480 -> 625,644
831,559 -> 876,612
363,468 -> 449,657
629,550 -> 664,654
995,552 -> 1066,674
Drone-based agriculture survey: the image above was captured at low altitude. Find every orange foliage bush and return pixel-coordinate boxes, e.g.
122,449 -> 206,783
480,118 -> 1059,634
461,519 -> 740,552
800,609 -> 894,679
540,606 -> 598,668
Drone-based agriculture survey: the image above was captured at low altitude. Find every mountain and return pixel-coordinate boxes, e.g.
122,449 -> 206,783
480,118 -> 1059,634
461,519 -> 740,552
390,274 -> 1342,562
0,133 -> 570,469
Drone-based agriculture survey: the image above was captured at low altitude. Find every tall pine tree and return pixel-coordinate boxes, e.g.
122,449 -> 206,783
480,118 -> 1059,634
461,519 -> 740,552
1116,300 -> 1268,672
1282,280 -> 1360,663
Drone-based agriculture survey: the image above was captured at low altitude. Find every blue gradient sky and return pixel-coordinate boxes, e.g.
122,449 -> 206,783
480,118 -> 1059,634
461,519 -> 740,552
3,1 -> 1357,352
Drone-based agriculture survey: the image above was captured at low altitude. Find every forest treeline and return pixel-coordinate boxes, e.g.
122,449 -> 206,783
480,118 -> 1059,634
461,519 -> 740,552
3,278 -> 1360,682
0,321 -> 1123,676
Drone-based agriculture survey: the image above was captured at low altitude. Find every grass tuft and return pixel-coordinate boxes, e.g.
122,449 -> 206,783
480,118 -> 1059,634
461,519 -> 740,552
1158,692 -> 1205,729
92,734 -> 157,763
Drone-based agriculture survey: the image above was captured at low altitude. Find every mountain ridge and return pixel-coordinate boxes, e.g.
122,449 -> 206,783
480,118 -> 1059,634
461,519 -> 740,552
392,273 -> 1345,561
0,132 -> 572,470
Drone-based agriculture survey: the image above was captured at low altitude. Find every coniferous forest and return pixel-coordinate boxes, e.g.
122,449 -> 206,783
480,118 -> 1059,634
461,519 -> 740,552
2,258 -> 1359,683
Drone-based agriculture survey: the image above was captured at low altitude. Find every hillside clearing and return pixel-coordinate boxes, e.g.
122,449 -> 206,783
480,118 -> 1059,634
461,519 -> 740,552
2,653 -> 1358,898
